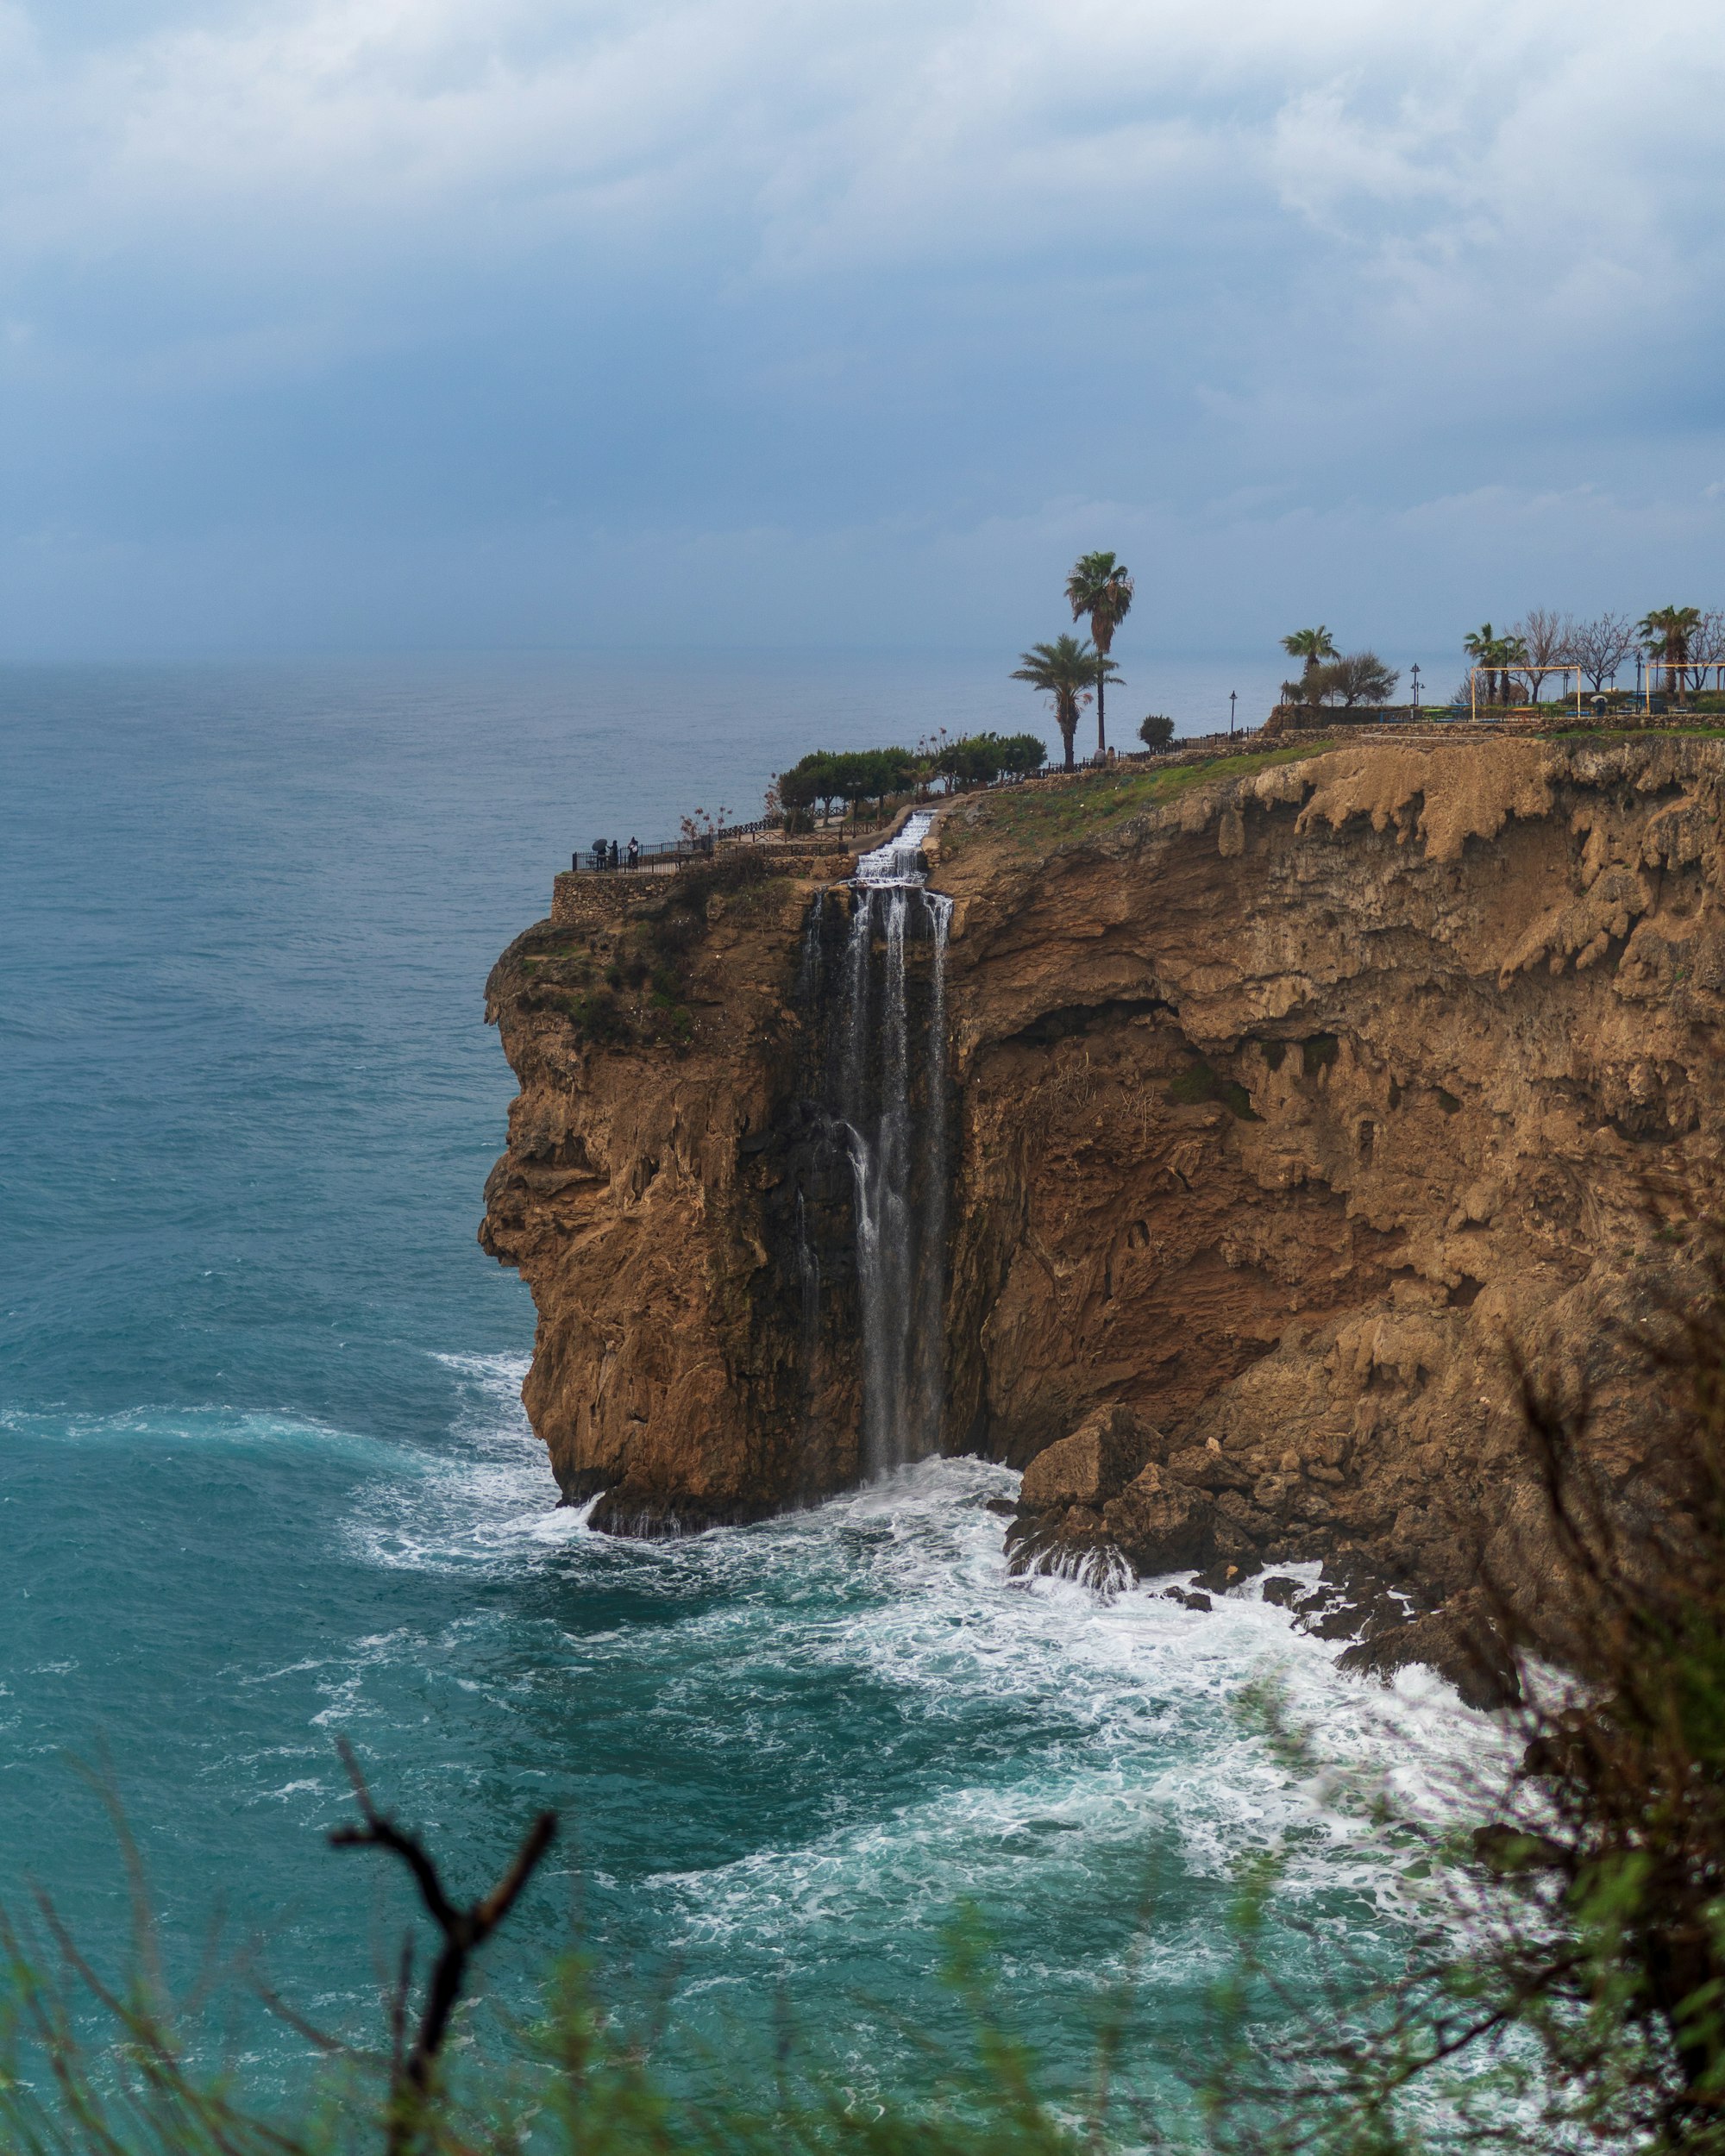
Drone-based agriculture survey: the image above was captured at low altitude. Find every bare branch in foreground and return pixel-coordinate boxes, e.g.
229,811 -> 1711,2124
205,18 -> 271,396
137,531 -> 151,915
329,1738 -> 557,2151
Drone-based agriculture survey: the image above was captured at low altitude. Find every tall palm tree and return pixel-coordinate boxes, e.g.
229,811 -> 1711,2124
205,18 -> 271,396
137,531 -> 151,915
1281,627 -> 1339,704
1639,606 -> 1703,701
1011,636 -> 1115,772
1467,627 -> 1531,709
1465,622 -> 1513,709
1065,552 -> 1134,756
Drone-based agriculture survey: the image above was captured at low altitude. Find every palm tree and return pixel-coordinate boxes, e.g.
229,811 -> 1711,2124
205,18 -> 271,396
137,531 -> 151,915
1011,636 -> 1115,772
1464,623 -> 1515,710
1639,606 -> 1703,702
1465,625 -> 1532,710
1065,552 -> 1134,757
1281,627 -> 1339,705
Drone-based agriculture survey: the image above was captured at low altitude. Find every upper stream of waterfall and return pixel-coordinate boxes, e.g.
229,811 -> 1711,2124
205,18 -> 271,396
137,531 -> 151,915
820,810 -> 952,1476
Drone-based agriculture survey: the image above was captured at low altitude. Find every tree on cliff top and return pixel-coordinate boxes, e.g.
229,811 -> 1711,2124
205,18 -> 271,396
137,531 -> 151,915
1138,712 -> 1176,751
1571,611 -> 1638,693
1281,626 -> 1339,703
1066,552 -> 1134,759
1640,605 -> 1703,703
1011,636 -> 1115,772
934,730 -> 1045,787
1464,622 -> 1527,709
1308,651 -> 1400,708
777,747 -> 916,821
1511,607 -> 1577,705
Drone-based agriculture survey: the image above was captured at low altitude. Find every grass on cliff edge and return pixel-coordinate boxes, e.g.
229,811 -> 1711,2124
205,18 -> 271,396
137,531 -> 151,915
952,724 -> 1725,865
944,740 -> 1333,860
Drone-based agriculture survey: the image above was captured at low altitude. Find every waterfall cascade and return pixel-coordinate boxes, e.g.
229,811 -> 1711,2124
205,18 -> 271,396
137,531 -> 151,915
801,810 -> 952,1477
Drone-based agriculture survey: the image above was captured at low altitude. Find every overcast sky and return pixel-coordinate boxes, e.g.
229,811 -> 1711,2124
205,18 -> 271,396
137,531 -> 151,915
1,0 -> 1722,658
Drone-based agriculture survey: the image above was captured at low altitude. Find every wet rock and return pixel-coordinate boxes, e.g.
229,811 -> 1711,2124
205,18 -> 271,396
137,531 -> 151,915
1163,1587 -> 1212,1611
1019,1405 -> 1163,1512
1166,1446 -> 1255,1495
1338,1597 -> 1520,1711
1191,1555 -> 1264,1594
1004,1507 -> 1134,1595
1102,1461 -> 1218,1575
1259,1576 -> 1304,1608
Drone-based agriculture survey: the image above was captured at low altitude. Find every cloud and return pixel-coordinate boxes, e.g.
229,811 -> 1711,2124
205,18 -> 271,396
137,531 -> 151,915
0,0 -> 1722,653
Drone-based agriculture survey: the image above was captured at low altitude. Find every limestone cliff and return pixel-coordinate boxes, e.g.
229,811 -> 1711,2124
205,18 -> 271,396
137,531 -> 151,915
482,733 -> 1725,1654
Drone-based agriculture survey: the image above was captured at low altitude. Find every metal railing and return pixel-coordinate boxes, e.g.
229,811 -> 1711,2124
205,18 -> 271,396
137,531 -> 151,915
568,810 -> 906,876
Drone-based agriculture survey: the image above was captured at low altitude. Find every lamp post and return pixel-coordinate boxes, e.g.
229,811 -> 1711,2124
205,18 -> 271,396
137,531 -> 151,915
1229,690 -> 1236,737
1410,663 -> 1421,717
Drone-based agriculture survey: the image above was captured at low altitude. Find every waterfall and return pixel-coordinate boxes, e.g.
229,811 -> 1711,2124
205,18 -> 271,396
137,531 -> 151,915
819,810 -> 952,1477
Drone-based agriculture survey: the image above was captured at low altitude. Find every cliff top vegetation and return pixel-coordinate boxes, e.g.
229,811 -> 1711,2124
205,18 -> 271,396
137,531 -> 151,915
938,738 -> 1333,862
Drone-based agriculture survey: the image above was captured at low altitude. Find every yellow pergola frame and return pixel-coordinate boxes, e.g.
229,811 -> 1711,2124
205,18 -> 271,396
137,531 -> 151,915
1469,664 -> 1584,722
1647,658 -> 1725,705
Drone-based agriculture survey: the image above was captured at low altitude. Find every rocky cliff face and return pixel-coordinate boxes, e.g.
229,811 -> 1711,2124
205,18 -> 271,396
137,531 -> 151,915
482,734 -> 1725,1668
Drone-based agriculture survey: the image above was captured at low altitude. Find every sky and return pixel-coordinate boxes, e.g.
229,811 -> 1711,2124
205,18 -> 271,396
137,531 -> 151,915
1,0 -> 1722,659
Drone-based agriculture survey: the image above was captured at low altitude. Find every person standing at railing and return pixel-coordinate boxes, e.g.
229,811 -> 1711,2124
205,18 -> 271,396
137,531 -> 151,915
592,835 -> 606,871
609,839 -> 620,871
627,837 -> 639,871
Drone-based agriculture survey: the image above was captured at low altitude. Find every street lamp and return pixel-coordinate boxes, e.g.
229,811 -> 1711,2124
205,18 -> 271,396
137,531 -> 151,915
1229,690 -> 1237,737
1410,663 -> 1421,716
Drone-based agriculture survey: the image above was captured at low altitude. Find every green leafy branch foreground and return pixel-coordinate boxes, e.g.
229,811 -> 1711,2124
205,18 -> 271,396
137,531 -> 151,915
15,1206 -> 1725,2154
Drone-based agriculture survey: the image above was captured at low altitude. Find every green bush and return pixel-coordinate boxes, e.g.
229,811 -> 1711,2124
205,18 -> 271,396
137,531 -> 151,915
775,748 -> 919,818
934,731 -> 1046,787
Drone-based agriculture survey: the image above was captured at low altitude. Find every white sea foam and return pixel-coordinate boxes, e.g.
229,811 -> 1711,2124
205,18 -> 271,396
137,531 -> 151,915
606,1459 -> 1505,1964
327,1370 -> 1510,2061
342,1351 -> 573,1571
0,1401 -> 407,1468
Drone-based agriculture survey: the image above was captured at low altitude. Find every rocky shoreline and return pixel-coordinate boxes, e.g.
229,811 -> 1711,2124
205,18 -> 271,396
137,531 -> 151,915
996,1402 -> 1513,1705
483,731 -> 1725,1699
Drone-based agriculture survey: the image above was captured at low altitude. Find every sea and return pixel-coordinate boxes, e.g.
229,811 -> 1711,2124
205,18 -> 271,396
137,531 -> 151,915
0,652 -> 1491,2122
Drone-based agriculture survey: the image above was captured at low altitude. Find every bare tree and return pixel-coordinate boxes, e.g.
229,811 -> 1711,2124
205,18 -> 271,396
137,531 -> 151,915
330,1739 -> 558,2155
1310,651 -> 1400,707
1510,608 -> 1575,705
1570,611 -> 1637,693
1690,607 -> 1725,693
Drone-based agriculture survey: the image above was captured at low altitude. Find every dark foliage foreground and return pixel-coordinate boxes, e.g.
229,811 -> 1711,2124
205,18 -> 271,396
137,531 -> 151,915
1219,1208 -> 1725,2154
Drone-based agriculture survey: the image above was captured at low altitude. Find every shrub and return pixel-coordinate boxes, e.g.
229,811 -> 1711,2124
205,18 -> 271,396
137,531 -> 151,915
934,731 -> 1047,787
776,748 -> 918,818
1138,714 -> 1176,751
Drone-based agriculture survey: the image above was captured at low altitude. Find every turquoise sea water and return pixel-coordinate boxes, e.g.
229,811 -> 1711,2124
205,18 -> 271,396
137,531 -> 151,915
1,655 -> 1489,2109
